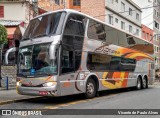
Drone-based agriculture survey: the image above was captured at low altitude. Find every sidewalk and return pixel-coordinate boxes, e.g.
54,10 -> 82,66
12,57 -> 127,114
0,87 -> 42,105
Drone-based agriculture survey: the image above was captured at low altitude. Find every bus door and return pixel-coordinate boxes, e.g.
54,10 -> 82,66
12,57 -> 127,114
59,46 -> 79,96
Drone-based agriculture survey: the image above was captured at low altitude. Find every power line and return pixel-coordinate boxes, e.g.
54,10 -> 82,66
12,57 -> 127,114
94,4 -> 160,18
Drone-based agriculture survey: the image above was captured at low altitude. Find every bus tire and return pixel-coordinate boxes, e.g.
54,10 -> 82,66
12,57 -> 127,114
136,77 -> 142,90
142,77 -> 148,89
85,79 -> 96,99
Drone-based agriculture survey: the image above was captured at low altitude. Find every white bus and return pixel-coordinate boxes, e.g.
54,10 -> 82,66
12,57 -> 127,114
16,9 -> 154,98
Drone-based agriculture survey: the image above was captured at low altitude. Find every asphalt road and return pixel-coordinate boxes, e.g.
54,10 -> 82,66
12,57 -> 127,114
0,85 -> 160,118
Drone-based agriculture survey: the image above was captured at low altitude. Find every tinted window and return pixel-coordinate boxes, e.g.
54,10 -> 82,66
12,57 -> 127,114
121,58 -> 136,71
64,14 -> 85,36
49,13 -> 62,34
117,30 -> 128,47
87,53 -> 111,70
23,12 -> 65,40
75,51 -> 82,70
87,52 -> 136,72
126,34 -> 136,45
88,20 -> 106,41
88,20 -> 118,44
110,56 -> 121,71
61,48 -> 74,74
105,25 -> 118,45
32,16 -> 49,38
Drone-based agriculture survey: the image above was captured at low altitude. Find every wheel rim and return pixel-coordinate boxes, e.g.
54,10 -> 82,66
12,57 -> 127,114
137,79 -> 141,89
87,82 -> 94,95
143,78 -> 146,88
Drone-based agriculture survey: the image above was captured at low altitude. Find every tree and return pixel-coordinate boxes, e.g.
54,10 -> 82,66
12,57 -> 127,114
0,24 -> 7,44
0,24 -> 7,87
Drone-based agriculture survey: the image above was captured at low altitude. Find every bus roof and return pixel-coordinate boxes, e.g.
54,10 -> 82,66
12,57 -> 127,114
32,9 -> 153,45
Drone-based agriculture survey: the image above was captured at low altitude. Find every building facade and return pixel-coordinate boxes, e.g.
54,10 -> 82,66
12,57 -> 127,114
105,0 -> 142,37
134,0 -> 160,69
38,0 -> 105,21
142,24 -> 154,43
0,0 -> 41,65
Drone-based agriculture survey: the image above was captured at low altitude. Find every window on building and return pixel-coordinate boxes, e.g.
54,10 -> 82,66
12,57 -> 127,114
115,18 -> 118,23
121,21 -> 125,30
157,35 -> 160,41
73,0 -> 81,6
0,6 -> 4,18
154,0 -> 157,4
154,9 -> 156,16
136,29 -> 139,36
157,12 -> 159,17
121,2 -> 125,12
150,35 -> 153,41
154,46 -> 159,53
155,21 -> 159,29
55,0 -> 60,5
111,0 -> 114,3
129,8 -> 132,16
129,25 -> 132,33
146,33 -> 149,40
136,13 -> 139,21
61,0 -> 64,4
154,35 -> 157,40
154,46 -> 156,52
143,31 -> 145,39
109,15 -> 113,25
155,57 -> 158,65
116,0 -> 118,3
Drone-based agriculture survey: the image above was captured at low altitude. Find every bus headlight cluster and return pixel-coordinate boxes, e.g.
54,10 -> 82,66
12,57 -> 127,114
43,82 -> 56,87
16,81 -> 22,86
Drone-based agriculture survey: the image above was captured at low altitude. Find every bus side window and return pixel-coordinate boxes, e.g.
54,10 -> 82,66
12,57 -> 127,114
61,49 -> 74,74
64,15 -> 85,36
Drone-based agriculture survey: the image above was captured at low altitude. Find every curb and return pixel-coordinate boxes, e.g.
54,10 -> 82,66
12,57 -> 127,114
0,87 -> 16,91
0,96 -> 45,105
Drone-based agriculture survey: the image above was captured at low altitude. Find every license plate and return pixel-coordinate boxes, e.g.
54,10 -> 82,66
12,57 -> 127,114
39,91 -> 48,95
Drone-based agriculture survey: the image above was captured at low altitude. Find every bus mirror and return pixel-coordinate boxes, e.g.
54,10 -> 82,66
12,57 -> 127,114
49,45 -> 56,60
5,47 -> 16,65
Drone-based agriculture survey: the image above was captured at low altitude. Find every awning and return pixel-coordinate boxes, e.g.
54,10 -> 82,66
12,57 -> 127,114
6,27 -> 17,39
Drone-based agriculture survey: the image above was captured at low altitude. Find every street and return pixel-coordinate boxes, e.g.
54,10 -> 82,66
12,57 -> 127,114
0,85 -> 160,118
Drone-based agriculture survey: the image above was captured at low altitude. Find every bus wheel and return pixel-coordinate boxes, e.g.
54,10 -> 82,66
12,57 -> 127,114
85,79 -> 96,99
142,77 -> 147,89
136,77 -> 142,90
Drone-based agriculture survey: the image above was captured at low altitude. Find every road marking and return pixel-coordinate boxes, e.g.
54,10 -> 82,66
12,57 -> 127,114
0,96 -> 43,106
44,106 -> 59,109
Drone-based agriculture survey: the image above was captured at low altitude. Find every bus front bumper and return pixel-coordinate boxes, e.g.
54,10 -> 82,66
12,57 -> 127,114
16,86 -> 59,97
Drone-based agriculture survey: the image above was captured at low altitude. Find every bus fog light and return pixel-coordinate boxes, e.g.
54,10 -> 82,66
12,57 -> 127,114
16,82 -> 22,86
43,82 -> 56,87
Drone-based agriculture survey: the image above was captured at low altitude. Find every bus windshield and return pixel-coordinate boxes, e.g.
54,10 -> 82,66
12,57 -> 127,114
18,44 -> 57,77
23,12 -> 66,40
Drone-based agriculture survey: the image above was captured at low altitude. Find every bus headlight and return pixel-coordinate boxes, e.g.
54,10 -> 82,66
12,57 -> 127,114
16,82 -> 22,86
43,82 -> 56,87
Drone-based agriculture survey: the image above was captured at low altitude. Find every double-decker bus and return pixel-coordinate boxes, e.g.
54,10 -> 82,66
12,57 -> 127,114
16,9 -> 154,98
